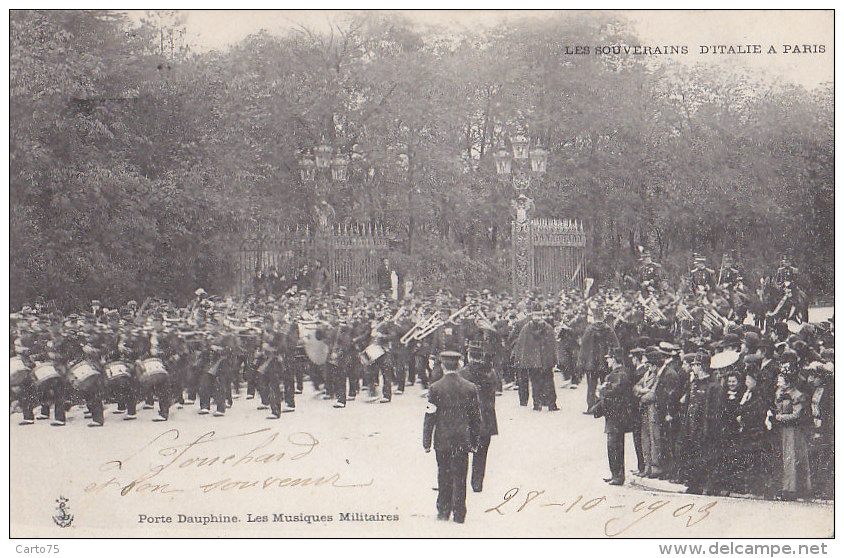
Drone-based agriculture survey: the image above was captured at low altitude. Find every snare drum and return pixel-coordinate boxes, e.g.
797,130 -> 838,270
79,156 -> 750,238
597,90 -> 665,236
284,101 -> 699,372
104,361 -> 132,386
32,362 -> 61,387
10,356 -> 31,387
139,357 -> 168,387
359,343 -> 386,366
70,361 -> 101,392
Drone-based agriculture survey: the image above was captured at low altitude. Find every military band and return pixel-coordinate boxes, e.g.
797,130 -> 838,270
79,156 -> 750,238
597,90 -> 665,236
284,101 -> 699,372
9,251 -> 834,520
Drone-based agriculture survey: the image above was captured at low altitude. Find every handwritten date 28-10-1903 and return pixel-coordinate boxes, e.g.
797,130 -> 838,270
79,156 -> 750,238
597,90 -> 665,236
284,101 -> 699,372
485,487 -> 717,537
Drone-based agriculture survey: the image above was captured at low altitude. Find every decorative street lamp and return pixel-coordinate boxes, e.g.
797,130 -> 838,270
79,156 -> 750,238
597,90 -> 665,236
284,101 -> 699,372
492,132 -> 551,295
493,137 -> 548,177
298,153 -> 316,182
330,152 -> 350,182
314,138 -> 333,169
493,143 -> 512,175
510,134 -> 530,159
529,144 -> 548,174
298,139 -> 355,184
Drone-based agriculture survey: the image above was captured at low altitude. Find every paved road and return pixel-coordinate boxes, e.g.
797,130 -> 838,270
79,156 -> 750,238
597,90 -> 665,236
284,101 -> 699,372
10,375 -> 833,538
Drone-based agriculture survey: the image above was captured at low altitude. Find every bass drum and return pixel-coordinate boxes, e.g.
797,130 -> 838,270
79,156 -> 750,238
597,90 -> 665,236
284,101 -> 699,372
32,362 -> 61,387
104,361 -> 133,387
139,357 -> 168,387
70,361 -> 102,392
10,356 -> 31,387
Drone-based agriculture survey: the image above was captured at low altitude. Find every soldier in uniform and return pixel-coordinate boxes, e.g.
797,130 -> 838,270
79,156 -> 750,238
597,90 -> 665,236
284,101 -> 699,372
423,351 -> 482,524
719,252 -> 742,289
198,326 -> 229,417
593,348 -> 637,485
681,351 -> 726,495
74,332 -> 107,427
11,334 -> 39,425
325,317 -> 355,408
111,327 -> 141,420
578,305 -> 616,413
775,254 -> 799,291
142,319 -> 173,421
639,253 -> 663,294
690,255 -> 716,294
367,322 -> 396,403
459,340 -> 498,493
259,323 -> 293,419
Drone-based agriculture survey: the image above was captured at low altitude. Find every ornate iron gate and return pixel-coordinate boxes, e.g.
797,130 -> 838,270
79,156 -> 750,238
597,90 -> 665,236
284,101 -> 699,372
234,223 -> 388,295
512,212 -> 587,295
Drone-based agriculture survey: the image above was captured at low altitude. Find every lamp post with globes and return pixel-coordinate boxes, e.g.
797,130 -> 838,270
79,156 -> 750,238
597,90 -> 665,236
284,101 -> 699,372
297,137 -> 356,230
491,133 -> 549,294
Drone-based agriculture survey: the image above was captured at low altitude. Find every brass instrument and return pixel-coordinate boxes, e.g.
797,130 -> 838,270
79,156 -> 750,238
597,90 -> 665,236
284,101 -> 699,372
400,311 -> 429,345
412,304 -> 469,342
676,301 -> 694,322
473,307 -> 496,332
444,304 -> 470,325
637,293 -> 667,322
407,313 -> 443,343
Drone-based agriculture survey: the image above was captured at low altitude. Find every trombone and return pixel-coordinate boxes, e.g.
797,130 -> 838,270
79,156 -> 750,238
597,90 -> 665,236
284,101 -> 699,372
400,312 -> 434,345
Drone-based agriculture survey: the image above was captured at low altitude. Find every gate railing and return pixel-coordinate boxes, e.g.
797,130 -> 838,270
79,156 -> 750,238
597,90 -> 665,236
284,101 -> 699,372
513,217 -> 587,295
234,223 -> 388,295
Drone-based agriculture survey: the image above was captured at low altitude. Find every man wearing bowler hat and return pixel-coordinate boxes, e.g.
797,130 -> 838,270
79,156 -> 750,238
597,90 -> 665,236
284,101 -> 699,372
423,350 -> 482,523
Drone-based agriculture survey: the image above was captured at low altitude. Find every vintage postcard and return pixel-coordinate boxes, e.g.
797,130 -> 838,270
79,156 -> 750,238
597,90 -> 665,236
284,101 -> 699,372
8,9 -> 834,540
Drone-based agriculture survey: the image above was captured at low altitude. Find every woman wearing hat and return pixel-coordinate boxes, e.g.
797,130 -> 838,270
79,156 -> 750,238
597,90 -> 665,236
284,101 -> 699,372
734,355 -> 777,497
772,351 -> 812,500
716,369 -> 746,494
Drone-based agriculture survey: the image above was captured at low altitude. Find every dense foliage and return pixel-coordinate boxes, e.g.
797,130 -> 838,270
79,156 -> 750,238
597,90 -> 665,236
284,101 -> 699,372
10,10 -> 833,310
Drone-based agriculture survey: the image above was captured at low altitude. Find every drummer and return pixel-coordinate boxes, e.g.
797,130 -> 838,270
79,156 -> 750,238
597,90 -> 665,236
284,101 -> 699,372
10,334 -> 39,426
145,319 -> 173,422
34,323 -> 71,426
111,327 -> 140,420
75,332 -> 107,427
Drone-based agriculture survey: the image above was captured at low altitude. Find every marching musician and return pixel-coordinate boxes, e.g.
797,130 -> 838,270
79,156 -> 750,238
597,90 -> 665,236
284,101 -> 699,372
198,320 -> 231,417
111,327 -> 140,420
11,332 -> 39,426
76,329 -> 107,427
325,317 -> 355,408
365,318 -> 396,403
430,306 -> 466,383
142,318 -> 172,421
258,320 -> 292,419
